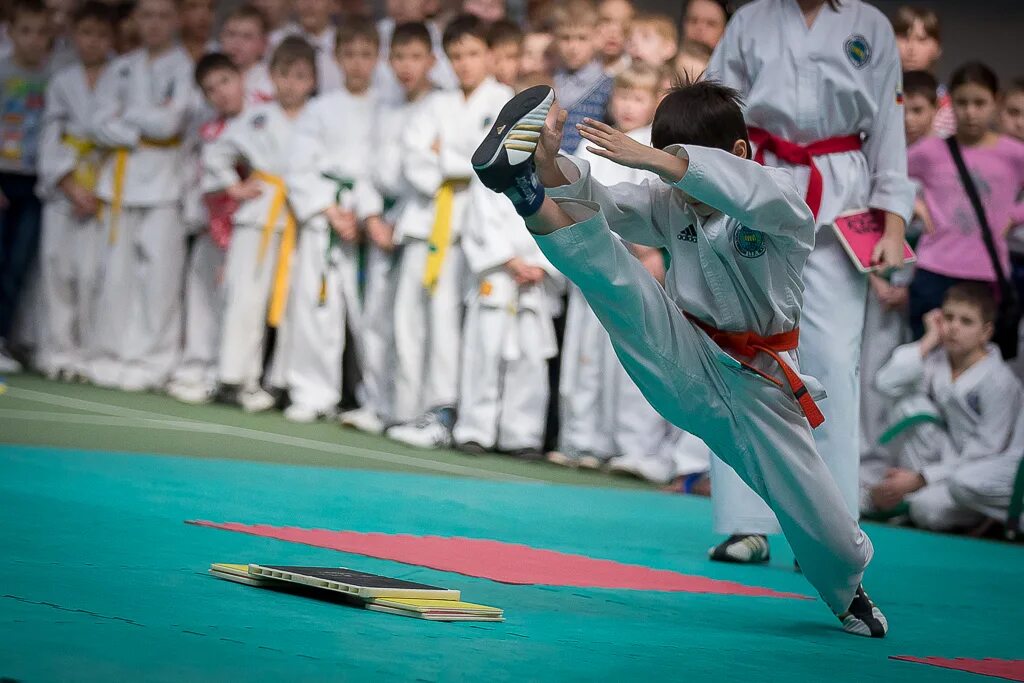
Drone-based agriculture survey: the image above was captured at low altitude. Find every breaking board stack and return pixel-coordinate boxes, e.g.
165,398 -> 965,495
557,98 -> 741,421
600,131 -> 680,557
209,563 -> 504,622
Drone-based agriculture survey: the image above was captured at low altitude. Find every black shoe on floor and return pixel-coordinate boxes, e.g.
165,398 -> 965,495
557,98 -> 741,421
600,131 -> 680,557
457,441 -> 488,456
708,534 -> 771,564
837,585 -> 888,638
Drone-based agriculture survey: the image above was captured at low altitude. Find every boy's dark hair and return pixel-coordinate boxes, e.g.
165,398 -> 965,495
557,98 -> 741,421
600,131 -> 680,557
391,21 -> 432,51
10,0 -> 48,22
114,0 -> 136,23
195,51 -> 238,88
945,282 -> 997,325
223,3 -> 269,35
891,5 -> 940,42
270,35 -> 317,74
73,0 -> 117,27
950,61 -> 999,96
442,13 -> 488,51
1008,78 -> 1024,97
903,70 -> 938,105
651,78 -> 749,153
336,17 -> 379,51
487,19 -> 523,49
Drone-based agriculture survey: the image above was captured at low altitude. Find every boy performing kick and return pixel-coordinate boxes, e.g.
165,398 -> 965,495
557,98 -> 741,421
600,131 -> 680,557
472,82 -> 886,637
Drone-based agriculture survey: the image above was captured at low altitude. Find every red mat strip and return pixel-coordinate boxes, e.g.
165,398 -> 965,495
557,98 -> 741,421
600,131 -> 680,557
891,657 -> 1024,681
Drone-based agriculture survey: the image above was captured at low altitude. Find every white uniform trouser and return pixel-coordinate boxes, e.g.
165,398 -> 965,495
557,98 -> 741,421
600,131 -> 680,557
172,232 -> 223,386
453,300 -> 550,451
859,287 -> 910,458
285,220 -> 361,412
712,229 -> 868,534
358,244 -> 397,420
217,227 -> 281,389
38,200 -> 102,375
537,199 -> 871,613
392,239 -> 464,422
89,204 -> 185,388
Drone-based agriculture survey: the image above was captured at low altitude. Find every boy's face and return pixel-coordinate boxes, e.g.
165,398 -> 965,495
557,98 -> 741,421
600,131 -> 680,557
45,0 -> 75,37
682,0 -> 725,50
10,11 -> 51,65
72,17 -> 115,66
135,0 -> 179,51
180,0 -> 214,41
201,67 -> 246,118
609,85 -> 657,133
897,19 -> 941,72
555,24 -> 596,72
903,93 -> 936,146
462,0 -> 504,23
446,34 -> 490,92
952,82 -> 998,141
520,32 -> 551,75
252,0 -> 290,27
295,0 -> 330,34
337,36 -> 378,93
271,59 -> 316,109
385,0 -> 426,23
390,39 -> 435,94
490,40 -> 520,87
940,300 -> 992,357
597,0 -> 632,60
221,17 -> 267,70
1000,91 -> 1024,141
627,25 -> 674,67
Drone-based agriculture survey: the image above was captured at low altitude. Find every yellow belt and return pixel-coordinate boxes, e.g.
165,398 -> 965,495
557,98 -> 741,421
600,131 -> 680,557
61,133 -> 100,192
250,170 -> 296,328
423,178 -> 467,294
107,136 -> 182,244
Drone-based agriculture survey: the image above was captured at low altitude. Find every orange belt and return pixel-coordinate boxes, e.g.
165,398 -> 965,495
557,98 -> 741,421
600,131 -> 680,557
685,313 -> 825,428
748,127 -> 862,220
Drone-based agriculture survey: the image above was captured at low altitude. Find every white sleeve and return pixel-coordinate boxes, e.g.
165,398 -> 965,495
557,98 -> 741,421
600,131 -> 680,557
36,75 -> 76,198
705,9 -> 750,94
373,108 -> 405,199
285,107 -> 341,224
861,25 -> 915,223
200,124 -> 243,194
90,62 -> 140,148
875,342 -> 928,398
672,144 -> 814,239
546,154 -> 668,247
461,180 -> 517,274
401,98 -> 444,197
123,61 -> 194,140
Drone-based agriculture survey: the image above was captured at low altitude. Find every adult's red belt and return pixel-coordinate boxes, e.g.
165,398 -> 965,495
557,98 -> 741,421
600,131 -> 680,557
748,127 -> 862,220
685,312 -> 825,428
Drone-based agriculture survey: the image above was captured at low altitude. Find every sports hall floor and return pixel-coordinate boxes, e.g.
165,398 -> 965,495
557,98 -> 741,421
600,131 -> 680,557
1,374 -> 1021,682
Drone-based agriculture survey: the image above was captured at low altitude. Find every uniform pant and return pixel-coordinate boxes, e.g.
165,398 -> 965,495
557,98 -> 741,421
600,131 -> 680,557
217,227 -> 281,390
38,201 -> 102,374
89,204 -> 186,389
392,239 -> 464,422
0,172 -> 42,340
285,221 -> 361,412
358,243 -> 398,420
173,233 -> 224,387
453,300 -> 550,451
536,199 -> 871,613
711,228 -> 868,534
859,287 -> 910,458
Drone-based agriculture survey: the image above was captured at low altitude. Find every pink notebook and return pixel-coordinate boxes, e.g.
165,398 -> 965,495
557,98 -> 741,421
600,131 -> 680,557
832,209 -> 916,274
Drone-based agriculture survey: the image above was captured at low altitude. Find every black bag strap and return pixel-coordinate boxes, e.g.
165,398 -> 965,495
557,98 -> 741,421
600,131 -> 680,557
945,136 -> 1014,297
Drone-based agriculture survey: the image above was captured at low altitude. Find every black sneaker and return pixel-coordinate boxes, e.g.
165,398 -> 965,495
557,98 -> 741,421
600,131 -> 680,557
708,534 -> 771,564
837,585 -> 888,638
472,84 -> 553,217
458,441 -> 489,456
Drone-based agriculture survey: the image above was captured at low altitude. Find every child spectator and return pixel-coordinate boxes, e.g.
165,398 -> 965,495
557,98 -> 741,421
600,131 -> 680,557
293,0 -> 341,92
180,0 -> 214,62
1002,79 -> 1024,142
903,70 -> 938,148
487,19 -> 522,88
113,0 -> 139,55
340,21 -> 438,435
552,0 -> 613,154
892,6 -> 953,138
255,0 -> 298,50
907,62 -> 1024,339
596,0 -> 634,77
281,20 -> 379,423
385,14 -> 508,447
627,13 -> 677,68
462,0 -> 505,23
373,0 -> 456,103
45,0 -> 79,70
219,4 -> 274,105
680,0 -> 727,51
0,0 -> 53,373
866,283 -> 1024,531
36,1 -> 114,381
673,40 -> 710,82
88,0 -> 195,391
202,36 -> 316,412
520,29 -> 553,78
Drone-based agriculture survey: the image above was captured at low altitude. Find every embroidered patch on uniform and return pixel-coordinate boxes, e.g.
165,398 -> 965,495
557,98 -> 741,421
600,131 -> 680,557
734,226 -> 766,258
677,226 -> 697,243
252,113 -> 267,129
483,116 -> 493,127
966,391 -> 981,415
845,35 -> 871,69
479,280 -> 493,296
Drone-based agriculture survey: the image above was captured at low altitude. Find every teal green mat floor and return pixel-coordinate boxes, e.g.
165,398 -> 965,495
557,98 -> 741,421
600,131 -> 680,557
2,443 -> 1022,682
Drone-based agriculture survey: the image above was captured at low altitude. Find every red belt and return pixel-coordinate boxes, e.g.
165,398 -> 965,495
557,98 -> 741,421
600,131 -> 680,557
748,127 -> 862,220
686,313 -> 825,428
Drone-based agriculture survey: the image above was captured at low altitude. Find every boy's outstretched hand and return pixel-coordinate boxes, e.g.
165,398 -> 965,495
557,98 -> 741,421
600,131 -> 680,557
578,118 -> 688,183
535,102 -> 568,187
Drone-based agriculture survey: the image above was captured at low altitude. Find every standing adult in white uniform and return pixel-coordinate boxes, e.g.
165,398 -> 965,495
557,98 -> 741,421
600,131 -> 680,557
704,0 -> 915,562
